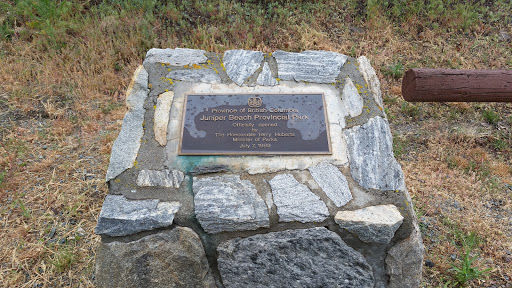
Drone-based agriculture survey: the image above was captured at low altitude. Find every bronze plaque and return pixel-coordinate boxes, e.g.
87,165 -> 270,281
179,94 -> 331,155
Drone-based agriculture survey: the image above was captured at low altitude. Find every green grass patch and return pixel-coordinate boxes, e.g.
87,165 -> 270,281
450,231 -> 491,286
482,109 -> 500,125
441,218 -> 491,286
392,135 -> 406,158
492,138 -> 507,151
0,170 -> 5,186
1,0 -> 80,50
52,247 -> 75,272
382,61 -> 404,79
2,0 -> 508,57
366,0 -> 500,32
401,102 -> 420,119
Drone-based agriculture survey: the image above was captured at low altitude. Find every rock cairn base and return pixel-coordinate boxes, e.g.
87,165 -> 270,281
95,48 -> 424,288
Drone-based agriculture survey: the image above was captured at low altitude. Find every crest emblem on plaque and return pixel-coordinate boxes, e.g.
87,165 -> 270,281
248,97 -> 262,108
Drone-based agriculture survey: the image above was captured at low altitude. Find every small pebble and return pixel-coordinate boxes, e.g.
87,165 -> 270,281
499,30 -> 511,42
425,259 -> 435,268
48,227 -> 56,239
450,254 -> 457,261
77,227 -> 85,236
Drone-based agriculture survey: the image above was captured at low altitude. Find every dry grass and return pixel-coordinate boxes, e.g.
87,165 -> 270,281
0,1 -> 511,287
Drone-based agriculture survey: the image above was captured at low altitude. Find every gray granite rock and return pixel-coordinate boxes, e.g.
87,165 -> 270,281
143,48 -> 207,66
95,195 -> 180,237
344,116 -> 406,191
193,174 -> 269,234
334,204 -> 404,244
256,62 -> 278,86
217,227 -> 374,288
308,163 -> 352,207
269,174 -> 329,223
136,169 -> 184,188
223,50 -> 264,86
273,50 -> 348,83
342,77 -> 364,117
106,66 -> 148,182
357,56 -> 384,108
386,222 -> 424,288
95,227 -> 216,288
167,69 -> 221,83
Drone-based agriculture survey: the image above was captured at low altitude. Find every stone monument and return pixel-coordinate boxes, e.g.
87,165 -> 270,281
95,48 -> 424,288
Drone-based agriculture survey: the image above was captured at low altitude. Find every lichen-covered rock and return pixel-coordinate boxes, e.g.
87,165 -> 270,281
344,116 -> 406,191
143,48 -> 207,66
308,163 -> 352,207
334,204 -> 404,244
386,222 -> 424,288
256,62 -> 278,86
95,195 -> 180,237
167,69 -> 221,83
273,50 -> 347,83
357,56 -> 384,108
269,174 -> 329,223
342,77 -> 363,117
223,50 -> 264,86
154,91 -> 174,146
193,174 -> 269,233
95,227 -> 216,288
106,66 -> 148,181
217,227 -> 374,288
136,169 -> 184,188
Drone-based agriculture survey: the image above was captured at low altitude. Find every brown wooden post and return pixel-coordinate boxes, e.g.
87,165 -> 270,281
402,68 -> 512,102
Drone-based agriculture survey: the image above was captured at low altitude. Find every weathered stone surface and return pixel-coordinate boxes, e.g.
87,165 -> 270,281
344,116 -> 406,191
95,195 -> 180,237
269,174 -> 329,223
335,204 -> 404,244
167,69 -> 221,83
342,77 -> 363,117
136,169 -> 184,188
154,91 -> 174,146
308,163 -> 352,207
143,48 -> 207,66
223,50 -> 264,86
386,222 -> 424,288
190,165 -> 229,175
193,174 -> 269,234
273,50 -> 348,83
106,66 -> 148,182
357,56 -> 384,108
256,62 -> 278,86
95,227 -> 216,288
217,227 -> 374,288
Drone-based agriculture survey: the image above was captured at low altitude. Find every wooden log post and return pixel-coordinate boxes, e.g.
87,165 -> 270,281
402,68 -> 512,102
